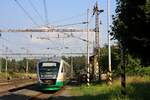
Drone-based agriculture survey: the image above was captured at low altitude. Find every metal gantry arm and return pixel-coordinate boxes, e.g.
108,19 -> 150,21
0,28 -> 94,33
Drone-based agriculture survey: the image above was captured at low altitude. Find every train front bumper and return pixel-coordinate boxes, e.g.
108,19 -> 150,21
37,81 -> 64,91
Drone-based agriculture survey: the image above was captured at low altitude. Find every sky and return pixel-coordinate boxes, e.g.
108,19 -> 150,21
0,0 -> 116,57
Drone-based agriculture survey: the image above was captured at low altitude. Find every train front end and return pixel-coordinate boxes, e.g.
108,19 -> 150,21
37,61 -> 62,91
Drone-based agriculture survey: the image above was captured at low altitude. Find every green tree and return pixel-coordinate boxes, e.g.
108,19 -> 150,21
62,55 -> 86,76
17,58 -> 26,72
100,46 -> 108,72
11,59 -> 16,72
0,58 -> 6,71
112,0 -> 150,65
100,45 -> 120,74
28,59 -> 37,73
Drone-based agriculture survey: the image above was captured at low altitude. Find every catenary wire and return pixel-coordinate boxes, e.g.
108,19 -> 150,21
14,0 -> 39,26
28,0 -> 45,23
43,0 -> 49,26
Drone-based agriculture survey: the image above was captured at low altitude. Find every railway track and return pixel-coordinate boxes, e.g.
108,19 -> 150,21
0,78 -> 36,94
0,84 -> 70,100
28,86 -> 66,100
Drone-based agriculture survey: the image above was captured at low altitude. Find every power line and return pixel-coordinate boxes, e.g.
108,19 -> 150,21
49,13 -> 87,24
36,10 -> 89,28
89,11 -> 95,24
0,33 -> 37,54
28,0 -> 44,23
14,0 -> 39,26
0,36 -> 25,53
51,22 -> 88,28
43,0 -> 49,26
58,31 -> 93,44
37,20 -> 88,29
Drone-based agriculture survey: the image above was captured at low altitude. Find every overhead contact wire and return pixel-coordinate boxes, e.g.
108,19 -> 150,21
14,0 -> 39,26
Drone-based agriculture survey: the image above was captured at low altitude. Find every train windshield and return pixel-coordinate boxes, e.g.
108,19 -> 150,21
38,62 -> 60,79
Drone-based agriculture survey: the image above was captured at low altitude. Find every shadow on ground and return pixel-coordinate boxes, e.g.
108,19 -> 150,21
127,82 -> 150,100
0,93 -> 31,100
0,81 -> 150,100
50,81 -> 150,100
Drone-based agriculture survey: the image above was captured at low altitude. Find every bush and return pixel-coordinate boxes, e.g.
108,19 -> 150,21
138,67 -> 150,76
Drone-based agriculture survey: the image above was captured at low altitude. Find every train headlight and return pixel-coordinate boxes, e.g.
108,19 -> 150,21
40,74 -> 56,79
40,75 -> 44,78
46,75 -> 56,79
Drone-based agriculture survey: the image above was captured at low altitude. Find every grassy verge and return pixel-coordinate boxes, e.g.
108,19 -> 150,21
69,75 -> 150,100
0,72 -> 36,79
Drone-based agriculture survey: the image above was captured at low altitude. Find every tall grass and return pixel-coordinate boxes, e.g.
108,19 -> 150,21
69,75 -> 150,100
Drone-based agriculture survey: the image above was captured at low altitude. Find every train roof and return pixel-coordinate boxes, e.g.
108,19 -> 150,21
38,57 -> 62,63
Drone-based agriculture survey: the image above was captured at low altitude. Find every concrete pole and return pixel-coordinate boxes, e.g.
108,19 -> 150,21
5,47 -> 8,78
26,58 -> 29,76
107,0 -> 112,85
0,58 -> 1,73
71,53 -> 73,78
26,49 -> 29,78
94,1 -> 101,81
5,58 -> 8,78
87,9 -> 90,86
0,33 -> 1,73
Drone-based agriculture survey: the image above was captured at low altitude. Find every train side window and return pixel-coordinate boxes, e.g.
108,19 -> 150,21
61,66 -> 64,73
61,63 -> 65,73
63,63 -> 67,73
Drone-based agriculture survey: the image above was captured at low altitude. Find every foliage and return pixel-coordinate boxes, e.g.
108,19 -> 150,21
100,45 -> 150,76
0,58 -> 36,73
100,46 -> 108,72
112,0 -> 150,65
28,59 -> 37,73
126,54 -> 142,75
0,51 -> 149,78
134,66 -> 150,76
62,55 -> 86,76
0,55 -> 86,77
69,76 -> 150,100
100,45 -> 120,74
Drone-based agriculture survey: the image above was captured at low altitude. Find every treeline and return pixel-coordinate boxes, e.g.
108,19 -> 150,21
100,45 -> 150,76
63,44 -> 150,77
62,56 -> 87,75
110,0 -> 150,76
0,58 -> 37,73
1,47 -> 149,77
112,0 -> 150,65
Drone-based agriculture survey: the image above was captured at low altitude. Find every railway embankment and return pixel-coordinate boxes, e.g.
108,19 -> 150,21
0,78 -> 37,93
